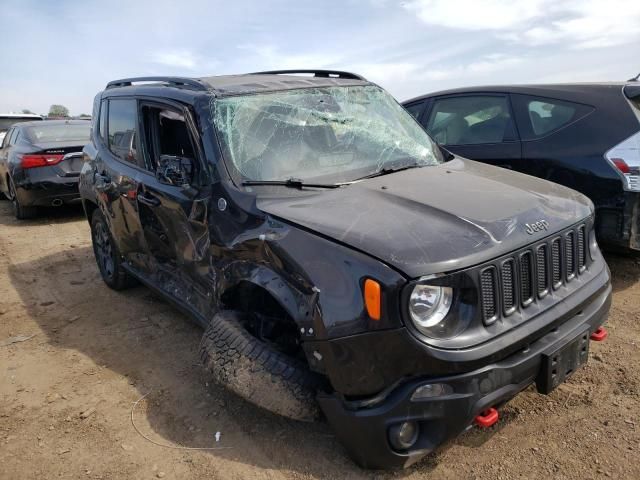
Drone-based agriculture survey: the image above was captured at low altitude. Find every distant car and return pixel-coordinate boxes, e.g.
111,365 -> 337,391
0,119 -> 90,219
0,113 -> 42,144
403,82 -> 640,252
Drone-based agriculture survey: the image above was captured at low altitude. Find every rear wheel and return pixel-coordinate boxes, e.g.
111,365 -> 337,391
8,176 -> 37,219
90,209 -> 137,290
200,310 -> 321,422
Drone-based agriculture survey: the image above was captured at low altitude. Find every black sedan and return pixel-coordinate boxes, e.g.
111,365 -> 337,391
0,120 -> 90,219
404,82 -> 640,252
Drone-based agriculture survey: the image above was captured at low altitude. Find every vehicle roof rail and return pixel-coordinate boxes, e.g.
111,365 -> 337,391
250,69 -> 367,81
105,77 -> 208,91
628,72 -> 640,82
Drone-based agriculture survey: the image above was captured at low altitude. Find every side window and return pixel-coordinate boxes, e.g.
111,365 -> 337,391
1,128 -> 13,148
9,128 -> 20,146
404,101 -> 425,119
511,94 -> 590,140
98,100 -> 108,144
140,105 -> 196,181
425,95 -> 516,145
107,99 -> 139,165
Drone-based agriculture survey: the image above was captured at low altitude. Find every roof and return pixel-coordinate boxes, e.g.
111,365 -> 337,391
197,74 -> 369,96
403,82 -> 632,104
104,71 -> 371,97
0,113 -> 42,118
13,119 -> 89,128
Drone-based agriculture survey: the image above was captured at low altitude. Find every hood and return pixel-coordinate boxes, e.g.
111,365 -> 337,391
257,159 -> 593,278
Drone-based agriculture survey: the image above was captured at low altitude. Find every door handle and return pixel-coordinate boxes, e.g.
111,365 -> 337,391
138,192 -> 161,207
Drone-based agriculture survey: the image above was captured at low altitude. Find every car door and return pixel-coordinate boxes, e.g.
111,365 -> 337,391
421,93 -> 521,170
93,97 -> 148,269
134,99 -> 213,317
0,127 -> 15,195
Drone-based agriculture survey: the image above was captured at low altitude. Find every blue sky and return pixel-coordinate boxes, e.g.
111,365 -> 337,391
1,0 -> 638,115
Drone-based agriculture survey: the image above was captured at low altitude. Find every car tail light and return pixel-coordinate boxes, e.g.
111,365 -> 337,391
605,131 -> 640,191
19,154 -> 64,169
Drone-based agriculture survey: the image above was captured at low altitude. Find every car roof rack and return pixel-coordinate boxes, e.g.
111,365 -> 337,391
250,69 -> 366,81
105,77 -> 208,91
628,72 -> 640,82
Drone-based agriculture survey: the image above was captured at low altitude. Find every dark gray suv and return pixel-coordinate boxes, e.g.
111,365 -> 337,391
79,70 -> 611,469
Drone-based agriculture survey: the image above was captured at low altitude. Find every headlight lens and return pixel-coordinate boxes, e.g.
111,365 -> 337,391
408,284 -> 453,335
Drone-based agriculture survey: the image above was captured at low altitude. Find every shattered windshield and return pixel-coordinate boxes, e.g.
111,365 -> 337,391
212,85 -> 442,184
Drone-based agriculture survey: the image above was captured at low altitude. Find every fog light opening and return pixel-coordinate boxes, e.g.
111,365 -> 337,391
388,421 -> 419,452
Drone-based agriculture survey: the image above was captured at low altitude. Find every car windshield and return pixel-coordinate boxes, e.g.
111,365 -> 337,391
213,85 -> 442,184
26,123 -> 90,143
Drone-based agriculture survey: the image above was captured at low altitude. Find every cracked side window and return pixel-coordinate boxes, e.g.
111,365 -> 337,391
212,85 -> 441,184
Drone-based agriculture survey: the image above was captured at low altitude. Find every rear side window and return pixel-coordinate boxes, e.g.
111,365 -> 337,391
107,99 -> 139,165
98,100 -> 108,144
512,94 -> 593,140
424,95 -> 517,145
527,100 -> 576,136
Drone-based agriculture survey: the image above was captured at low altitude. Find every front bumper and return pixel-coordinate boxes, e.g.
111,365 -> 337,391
318,280 -> 611,469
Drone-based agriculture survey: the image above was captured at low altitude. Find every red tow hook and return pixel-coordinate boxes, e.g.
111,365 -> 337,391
590,326 -> 608,342
475,407 -> 499,428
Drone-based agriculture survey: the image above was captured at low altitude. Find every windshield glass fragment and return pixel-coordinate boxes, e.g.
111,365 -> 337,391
212,85 -> 442,184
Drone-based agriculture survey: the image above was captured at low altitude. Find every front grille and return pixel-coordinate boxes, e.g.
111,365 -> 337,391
479,223 -> 590,325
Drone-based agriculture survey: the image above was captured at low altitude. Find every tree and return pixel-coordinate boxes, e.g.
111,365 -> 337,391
48,104 -> 69,117
21,109 -> 34,114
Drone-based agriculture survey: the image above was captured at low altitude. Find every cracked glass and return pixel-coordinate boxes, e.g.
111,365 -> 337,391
213,85 -> 442,184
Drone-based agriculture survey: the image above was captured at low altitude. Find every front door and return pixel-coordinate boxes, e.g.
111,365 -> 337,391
135,101 -> 212,319
422,93 -> 522,170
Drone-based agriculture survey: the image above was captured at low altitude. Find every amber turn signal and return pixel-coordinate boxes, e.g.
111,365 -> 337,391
364,278 -> 381,320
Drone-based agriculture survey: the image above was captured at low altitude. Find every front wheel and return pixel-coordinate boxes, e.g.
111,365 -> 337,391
90,209 -> 137,290
200,310 -> 322,422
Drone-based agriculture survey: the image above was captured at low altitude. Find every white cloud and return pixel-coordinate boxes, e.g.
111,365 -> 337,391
404,0 -> 640,48
403,0 -> 550,30
151,50 -> 199,69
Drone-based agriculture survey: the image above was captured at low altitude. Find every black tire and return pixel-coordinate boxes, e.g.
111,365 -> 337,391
90,209 -> 137,290
200,310 -> 321,422
8,176 -> 37,219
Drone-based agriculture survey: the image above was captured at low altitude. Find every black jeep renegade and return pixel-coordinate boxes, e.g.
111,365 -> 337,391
80,70 -> 611,469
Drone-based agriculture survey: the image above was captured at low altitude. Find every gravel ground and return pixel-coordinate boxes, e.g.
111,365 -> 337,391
1,201 -> 639,479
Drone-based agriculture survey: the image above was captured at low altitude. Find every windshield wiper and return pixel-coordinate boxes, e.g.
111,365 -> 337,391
351,163 -> 423,182
242,178 -> 341,189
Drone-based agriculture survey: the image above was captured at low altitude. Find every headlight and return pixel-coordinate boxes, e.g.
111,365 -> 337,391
408,284 -> 453,336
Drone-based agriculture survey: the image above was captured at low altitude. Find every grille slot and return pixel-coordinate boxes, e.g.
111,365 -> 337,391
566,231 -> 575,281
480,267 -> 497,324
551,238 -> 562,289
536,245 -> 548,298
520,251 -> 534,306
501,260 -> 516,315
577,225 -> 586,272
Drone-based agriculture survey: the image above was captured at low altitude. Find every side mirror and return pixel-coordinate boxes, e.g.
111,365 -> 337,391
157,155 -> 193,187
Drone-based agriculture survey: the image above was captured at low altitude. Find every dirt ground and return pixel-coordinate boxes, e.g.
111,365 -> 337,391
0,201 -> 639,480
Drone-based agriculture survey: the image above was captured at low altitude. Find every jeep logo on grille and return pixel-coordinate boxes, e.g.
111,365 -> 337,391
525,220 -> 549,235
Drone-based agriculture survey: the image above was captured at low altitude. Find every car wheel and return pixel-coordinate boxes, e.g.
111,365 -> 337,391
200,310 -> 322,422
90,209 -> 137,290
8,176 -> 37,219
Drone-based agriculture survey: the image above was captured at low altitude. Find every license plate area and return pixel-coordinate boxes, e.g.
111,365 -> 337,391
536,326 -> 590,394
